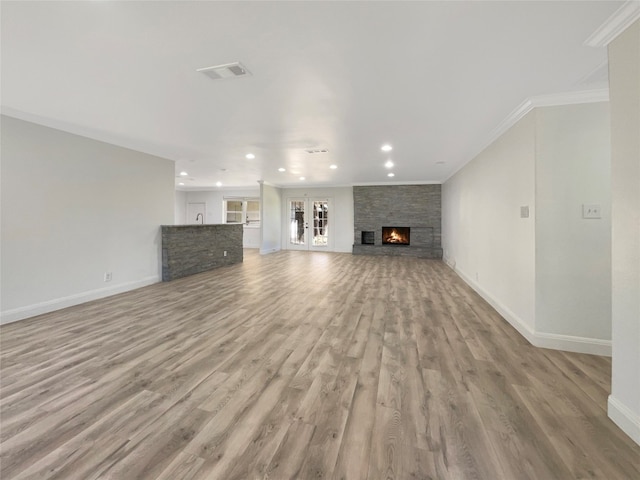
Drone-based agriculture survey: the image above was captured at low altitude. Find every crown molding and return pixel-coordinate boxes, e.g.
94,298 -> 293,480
485,98 -> 535,149
444,98 -> 536,182
176,185 -> 260,192
483,89 -> 608,153
530,88 -> 610,107
352,180 -> 441,187
585,1 -> 640,47
1,106 -> 180,163
445,88 -> 610,182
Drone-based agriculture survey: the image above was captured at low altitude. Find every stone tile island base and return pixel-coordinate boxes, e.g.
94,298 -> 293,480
161,224 -> 243,281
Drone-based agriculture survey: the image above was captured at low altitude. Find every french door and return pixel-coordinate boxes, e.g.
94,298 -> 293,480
287,198 -> 331,251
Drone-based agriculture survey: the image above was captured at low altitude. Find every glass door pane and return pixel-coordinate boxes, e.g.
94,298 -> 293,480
289,200 -> 306,246
287,198 -> 330,251
312,201 -> 329,247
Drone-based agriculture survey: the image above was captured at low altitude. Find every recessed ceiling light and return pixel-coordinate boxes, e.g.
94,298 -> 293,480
216,181 -> 222,187
387,172 -> 395,177
300,176 -> 305,180
385,160 -> 394,169
179,171 -> 188,176
246,153 -> 255,159
278,168 -> 286,172
178,182 -> 185,186
381,144 -> 392,152
329,164 -> 337,169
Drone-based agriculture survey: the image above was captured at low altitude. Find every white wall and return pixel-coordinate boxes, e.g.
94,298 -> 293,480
1,115 -> 175,324
260,183 -> 282,254
608,19 -> 640,446
444,102 -> 613,355
176,187 -> 261,248
443,111 -> 537,339
535,103 -> 612,343
281,186 -> 354,253
182,188 -> 259,224
174,190 -> 187,224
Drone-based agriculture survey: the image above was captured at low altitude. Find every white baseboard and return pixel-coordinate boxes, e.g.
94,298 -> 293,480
534,332 -> 611,356
452,265 -> 611,356
454,266 -> 538,344
0,276 -> 160,325
453,267 -> 535,345
259,247 -> 281,255
608,395 -> 640,446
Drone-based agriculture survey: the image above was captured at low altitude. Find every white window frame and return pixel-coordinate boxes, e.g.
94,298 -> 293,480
223,197 -> 260,227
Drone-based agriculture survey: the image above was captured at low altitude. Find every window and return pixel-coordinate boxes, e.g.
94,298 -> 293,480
224,198 -> 260,226
245,200 -> 260,225
225,200 -> 243,224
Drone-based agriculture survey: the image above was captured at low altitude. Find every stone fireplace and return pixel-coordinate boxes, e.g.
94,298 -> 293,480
352,185 -> 442,258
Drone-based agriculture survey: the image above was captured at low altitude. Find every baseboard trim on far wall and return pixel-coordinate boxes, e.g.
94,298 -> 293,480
451,265 -> 612,357
0,276 -> 160,325
608,395 -> 640,446
259,247 -> 281,255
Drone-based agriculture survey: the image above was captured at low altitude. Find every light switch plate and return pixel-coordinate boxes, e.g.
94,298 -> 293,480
583,204 -> 601,219
520,206 -> 529,218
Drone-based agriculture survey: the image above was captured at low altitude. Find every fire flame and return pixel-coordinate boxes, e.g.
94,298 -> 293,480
384,228 -> 409,244
389,230 -> 402,242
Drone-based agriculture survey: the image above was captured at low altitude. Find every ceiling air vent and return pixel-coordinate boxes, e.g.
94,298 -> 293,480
305,149 -> 329,154
197,62 -> 251,80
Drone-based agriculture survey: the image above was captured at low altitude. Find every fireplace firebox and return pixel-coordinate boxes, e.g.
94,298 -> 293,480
382,227 -> 410,245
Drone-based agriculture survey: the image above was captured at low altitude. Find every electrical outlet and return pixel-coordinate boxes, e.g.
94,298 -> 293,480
223,251 -> 227,257
582,204 -> 601,219
104,272 -> 112,282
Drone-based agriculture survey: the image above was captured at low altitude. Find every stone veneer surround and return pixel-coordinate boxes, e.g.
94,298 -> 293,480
161,224 -> 243,281
352,185 -> 442,258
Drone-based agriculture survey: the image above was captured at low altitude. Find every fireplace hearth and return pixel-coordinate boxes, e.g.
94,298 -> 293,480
382,227 -> 410,245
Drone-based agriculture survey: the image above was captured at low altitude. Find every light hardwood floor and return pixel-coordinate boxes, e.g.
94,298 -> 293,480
1,250 -> 638,479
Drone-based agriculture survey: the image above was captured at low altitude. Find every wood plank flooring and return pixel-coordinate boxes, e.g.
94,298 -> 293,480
1,250 -> 638,479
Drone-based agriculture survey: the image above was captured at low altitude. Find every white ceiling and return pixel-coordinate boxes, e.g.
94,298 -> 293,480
0,1 -> 624,189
